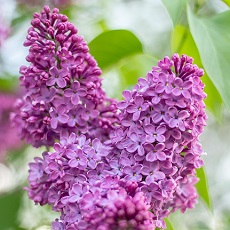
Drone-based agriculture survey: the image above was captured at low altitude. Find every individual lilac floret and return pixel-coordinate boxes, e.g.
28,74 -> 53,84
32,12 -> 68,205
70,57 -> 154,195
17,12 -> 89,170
12,6 -> 118,147
111,54 -> 207,227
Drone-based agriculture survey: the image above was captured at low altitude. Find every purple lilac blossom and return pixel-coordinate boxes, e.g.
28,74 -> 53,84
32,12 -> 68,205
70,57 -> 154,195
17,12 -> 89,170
110,53 -> 207,227
27,133 -> 155,229
0,93 -> 22,161
21,8 -> 207,228
12,6 -> 118,148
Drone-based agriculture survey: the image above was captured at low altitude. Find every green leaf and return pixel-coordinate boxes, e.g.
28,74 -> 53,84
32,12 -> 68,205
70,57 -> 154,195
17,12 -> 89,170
165,218 -> 174,230
187,5 -> 230,112
196,167 -> 212,210
102,54 -> 157,99
89,30 -> 143,70
222,0 -> 230,7
172,25 -> 223,120
0,190 -> 23,230
162,0 -> 187,26
155,218 -> 174,230
0,77 -> 19,92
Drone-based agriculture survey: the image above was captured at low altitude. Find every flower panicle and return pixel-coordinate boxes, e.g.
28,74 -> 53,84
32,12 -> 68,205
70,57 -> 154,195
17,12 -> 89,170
12,5 -> 118,148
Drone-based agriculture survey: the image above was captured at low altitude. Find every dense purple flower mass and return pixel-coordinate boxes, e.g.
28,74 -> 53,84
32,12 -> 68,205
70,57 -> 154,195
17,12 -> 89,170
12,6 -> 118,147
110,53 -> 207,227
26,52 -> 207,229
19,5 -> 208,230
26,134 -> 154,229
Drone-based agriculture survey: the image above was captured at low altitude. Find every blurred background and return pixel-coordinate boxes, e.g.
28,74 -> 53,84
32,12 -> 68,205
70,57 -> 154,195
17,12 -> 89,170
0,0 -> 230,229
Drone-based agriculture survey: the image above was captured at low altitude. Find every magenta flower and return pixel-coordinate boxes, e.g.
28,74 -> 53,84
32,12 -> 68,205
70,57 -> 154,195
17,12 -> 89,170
144,124 -> 166,143
167,107 -> 189,131
126,95 -> 149,121
64,81 -> 86,105
47,67 -> 68,88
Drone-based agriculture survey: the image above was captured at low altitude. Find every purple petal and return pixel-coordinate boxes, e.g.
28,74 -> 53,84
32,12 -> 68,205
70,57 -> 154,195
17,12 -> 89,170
57,78 -> 67,88
145,125 -> 155,134
69,159 -> 78,168
146,152 -> 156,162
129,133 -> 139,142
174,78 -> 183,87
66,149 -> 76,159
71,94 -> 80,105
171,129 -> 181,139
72,81 -> 80,90
78,88 -> 87,97
178,120 -> 185,131
50,117 -> 58,129
126,143 -> 138,153
117,101 -> 128,110
69,195 -> 80,203
134,96 -> 144,106
157,151 -> 166,161
172,88 -> 181,96
179,110 -> 189,119
133,110 -> 141,121
68,118 -> 76,127
156,134 -> 165,143
127,105 -> 137,113
138,145 -> 145,156
155,83 -> 165,93
150,172 -> 165,182
122,90 -> 132,101
58,114 -> 69,123
169,118 -> 178,128
64,89 -> 73,97
182,90 -> 191,99
155,143 -> 165,151
46,77 -> 56,87
183,80 -> 193,89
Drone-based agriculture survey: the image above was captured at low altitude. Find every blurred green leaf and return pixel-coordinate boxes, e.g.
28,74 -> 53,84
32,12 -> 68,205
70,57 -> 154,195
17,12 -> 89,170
165,218 -> 174,230
0,77 -> 19,92
172,25 -> 223,120
187,5 -> 230,112
155,218 -> 174,230
222,0 -> 230,7
102,54 -> 157,99
89,30 -> 143,70
0,190 -> 23,230
196,167 -> 212,210
162,0 -> 187,26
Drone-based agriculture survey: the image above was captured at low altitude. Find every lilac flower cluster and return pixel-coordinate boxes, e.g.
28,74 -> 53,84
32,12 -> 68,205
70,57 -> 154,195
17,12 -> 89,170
18,6 -> 208,230
27,133 -> 154,229
26,53 -> 207,229
0,93 -> 22,161
109,54 -> 207,227
12,6 -> 117,148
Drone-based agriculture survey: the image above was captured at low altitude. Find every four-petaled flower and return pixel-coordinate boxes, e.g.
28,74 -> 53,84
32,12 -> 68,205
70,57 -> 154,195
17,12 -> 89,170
47,67 -> 68,88
126,95 -> 149,121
